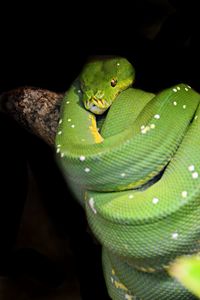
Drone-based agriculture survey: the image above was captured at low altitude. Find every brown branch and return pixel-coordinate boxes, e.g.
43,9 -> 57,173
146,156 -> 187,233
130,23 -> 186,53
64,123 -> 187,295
0,87 -> 64,146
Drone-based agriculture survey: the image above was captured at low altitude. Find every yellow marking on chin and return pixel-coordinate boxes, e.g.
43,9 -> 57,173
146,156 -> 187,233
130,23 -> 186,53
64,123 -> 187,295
141,267 -> 156,273
134,264 -> 157,273
92,98 -> 106,108
84,191 -> 88,201
89,115 -> 104,143
114,280 -> 128,291
163,264 -> 170,270
147,267 -> 156,273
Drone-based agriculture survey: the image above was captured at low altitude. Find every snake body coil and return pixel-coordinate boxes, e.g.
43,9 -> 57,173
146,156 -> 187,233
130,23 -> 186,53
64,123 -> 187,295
56,57 -> 200,299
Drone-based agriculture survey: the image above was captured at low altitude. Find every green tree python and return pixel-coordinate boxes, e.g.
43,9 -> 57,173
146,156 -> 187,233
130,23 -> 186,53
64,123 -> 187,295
55,56 -> 200,299
169,254 -> 200,298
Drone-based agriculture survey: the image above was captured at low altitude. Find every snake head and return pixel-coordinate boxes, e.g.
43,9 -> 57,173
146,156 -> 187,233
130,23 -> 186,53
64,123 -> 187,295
80,56 -> 135,115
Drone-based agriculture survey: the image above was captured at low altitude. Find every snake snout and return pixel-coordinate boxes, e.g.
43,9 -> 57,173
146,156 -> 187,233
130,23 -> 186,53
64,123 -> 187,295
95,90 -> 105,99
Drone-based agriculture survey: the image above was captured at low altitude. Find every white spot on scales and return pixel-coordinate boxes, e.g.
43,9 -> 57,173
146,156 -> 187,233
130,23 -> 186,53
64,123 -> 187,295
152,197 -> 159,204
192,172 -> 198,179
181,191 -> 188,198
172,232 -> 179,239
141,126 -> 150,134
154,114 -> 160,119
188,165 -> 195,172
125,294 -> 133,300
79,155 -> 86,161
89,197 -> 97,214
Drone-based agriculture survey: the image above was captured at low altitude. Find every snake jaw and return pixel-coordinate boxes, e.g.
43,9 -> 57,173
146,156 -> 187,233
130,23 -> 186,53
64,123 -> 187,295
85,97 -> 109,115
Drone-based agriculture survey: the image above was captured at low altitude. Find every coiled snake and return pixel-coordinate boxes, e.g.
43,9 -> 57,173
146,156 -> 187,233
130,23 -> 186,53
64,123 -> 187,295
55,57 -> 200,299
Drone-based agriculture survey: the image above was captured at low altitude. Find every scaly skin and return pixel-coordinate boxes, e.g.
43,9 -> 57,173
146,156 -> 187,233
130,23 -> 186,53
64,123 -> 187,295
55,57 -> 200,299
80,57 -> 135,114
169,254 -> 200,298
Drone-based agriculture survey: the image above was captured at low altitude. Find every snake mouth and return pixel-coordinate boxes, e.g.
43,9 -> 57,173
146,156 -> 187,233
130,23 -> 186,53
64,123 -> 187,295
85,97 -> 109,115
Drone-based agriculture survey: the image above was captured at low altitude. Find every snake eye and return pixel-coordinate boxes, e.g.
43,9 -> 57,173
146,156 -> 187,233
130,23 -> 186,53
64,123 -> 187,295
111,79 -> 117,87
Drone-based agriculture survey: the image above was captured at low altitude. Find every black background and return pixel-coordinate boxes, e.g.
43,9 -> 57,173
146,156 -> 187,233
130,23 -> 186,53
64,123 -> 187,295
0,1 -> 200,299
1,0 -> 200,93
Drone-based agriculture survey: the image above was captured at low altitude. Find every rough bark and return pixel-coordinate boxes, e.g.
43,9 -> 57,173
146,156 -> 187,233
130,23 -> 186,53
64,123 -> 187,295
0,87 -> 64,145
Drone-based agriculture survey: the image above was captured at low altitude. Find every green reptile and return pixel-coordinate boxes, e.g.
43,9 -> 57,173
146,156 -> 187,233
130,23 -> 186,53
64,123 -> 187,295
55,56 -> 200,300
169,254 -> 200,298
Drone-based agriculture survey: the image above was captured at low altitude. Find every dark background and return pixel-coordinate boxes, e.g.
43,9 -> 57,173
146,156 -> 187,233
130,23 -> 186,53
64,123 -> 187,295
1,0 -> 200,93
0,1 -> 200,299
